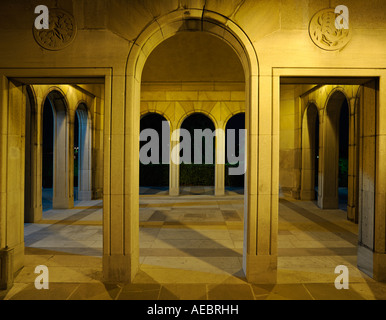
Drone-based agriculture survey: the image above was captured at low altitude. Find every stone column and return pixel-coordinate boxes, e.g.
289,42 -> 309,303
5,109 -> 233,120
292,96 -> 302,200
301,104 -> 319,201
358,80 -> 386,281
0,78 -> 26,288
347,97 -> 359,222
169,123 -> 180,196
215,125 -> 225,196
24,86 -> 43,223
52,101 -> 73,209
319,101 -> 340,209
92,95 -> 104,199
103,73 -> 139,282
244,74 -> 278,284
77,108 -> 92,201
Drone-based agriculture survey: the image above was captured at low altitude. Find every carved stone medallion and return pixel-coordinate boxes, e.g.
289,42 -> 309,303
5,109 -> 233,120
309,8 -> 351,51
33,8 -> 77,51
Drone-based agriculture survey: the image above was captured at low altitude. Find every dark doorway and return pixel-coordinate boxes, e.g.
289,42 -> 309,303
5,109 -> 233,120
180,113 -> 215,194
225,113 -> 245,194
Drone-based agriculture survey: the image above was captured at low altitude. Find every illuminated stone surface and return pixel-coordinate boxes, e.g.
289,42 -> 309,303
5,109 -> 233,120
0,0 -> 386,298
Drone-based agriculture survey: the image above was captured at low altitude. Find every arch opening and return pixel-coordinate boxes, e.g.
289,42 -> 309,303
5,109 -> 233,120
338,99 -> 349,210
179,113 -> 216,195
319,90 -> 350,210
42,96 -> 54,210
139,112 -> 170,195
225,113 -> 245,195
110,9 -> 263,284
42,90 -> 71,210
127,19 -> 257,283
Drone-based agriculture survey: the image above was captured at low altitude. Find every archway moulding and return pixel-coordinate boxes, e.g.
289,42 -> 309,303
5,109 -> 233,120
116,9 -> 266,284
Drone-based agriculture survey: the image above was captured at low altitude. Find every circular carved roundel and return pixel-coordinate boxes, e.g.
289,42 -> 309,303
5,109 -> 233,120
33,8 -> 77,51
309,8 -> 351,51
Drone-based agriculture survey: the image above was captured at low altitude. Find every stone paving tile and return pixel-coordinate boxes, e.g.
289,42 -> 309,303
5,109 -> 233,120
117,290 -> 160,300
303,283 -> 367,300
4,196 -> 386,300
6,283 -> 80,300
68,283 -> 121,300
252,284 -> 313,300
207,284 -> 255,300
148,239 -> 237,249
158,284 -> 207,300
118,283 -> 162,300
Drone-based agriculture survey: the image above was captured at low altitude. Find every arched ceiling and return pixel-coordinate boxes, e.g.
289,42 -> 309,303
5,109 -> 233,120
142,32 -> 245,83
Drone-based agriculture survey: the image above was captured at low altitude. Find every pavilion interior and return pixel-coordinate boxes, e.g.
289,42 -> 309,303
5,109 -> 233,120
1,30 -> 385,300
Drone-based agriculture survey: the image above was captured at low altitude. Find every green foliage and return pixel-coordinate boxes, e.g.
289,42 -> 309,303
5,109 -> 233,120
140,164 -> 169,187
180,164 -> 215,186
339,158 -> 348,187
225,163 -> 245,187
140,163 -> 245,187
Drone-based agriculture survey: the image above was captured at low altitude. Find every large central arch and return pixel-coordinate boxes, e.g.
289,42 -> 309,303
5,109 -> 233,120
103,9 -> 277,284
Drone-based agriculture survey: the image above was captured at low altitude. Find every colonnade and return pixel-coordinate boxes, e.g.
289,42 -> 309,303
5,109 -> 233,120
140,109 -> 246,196
299,85 -> 360,222
23,85 -> 102,223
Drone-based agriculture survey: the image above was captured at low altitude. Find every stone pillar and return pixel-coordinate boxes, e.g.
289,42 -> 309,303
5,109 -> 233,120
319,98 -> 340,209
279,85 -> 296,197
103,73 -> 139,282
77,107 -> 92,201
244,74 -> 277,284
24,86 -> 43,223
347,97 -> 359,223
92,95 -> 104,199
301,104 -> 319,201
215,125 -> 225,196
358,80 -> 386,281
0,247 -> 14,290
52,100 -> 73,209
169,123 -> 180,196
292,96 -> 302,200
0,78 -> 26,287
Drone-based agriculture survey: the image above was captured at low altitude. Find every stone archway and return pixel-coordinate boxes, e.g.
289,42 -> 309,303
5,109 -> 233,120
102,9 -> 278,285
318,90 -> 350,209
43,89 -> 73,210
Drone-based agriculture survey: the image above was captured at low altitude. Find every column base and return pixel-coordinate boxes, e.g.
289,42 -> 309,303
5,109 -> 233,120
0,247 -> 14,290
24,206 -> 43,223
291,189 -> 300,200
103,254 -> 139,283
215,189 -> 225,196
318,196 -> 339,209
169,188 -> 179,197
347,205 -> 358,223
300,190 -> 315,201
358,245 -> 386,282
53,197 -> 74,209
244,254 -> 277,284
78,191 -> 92,201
